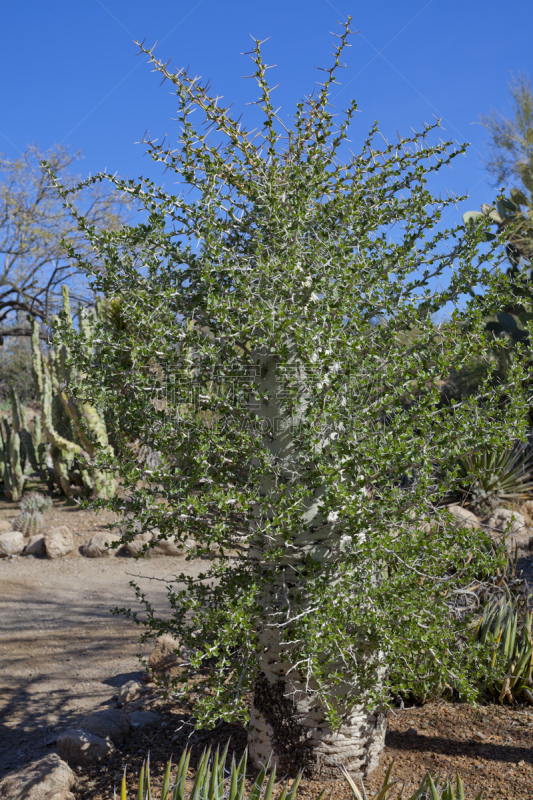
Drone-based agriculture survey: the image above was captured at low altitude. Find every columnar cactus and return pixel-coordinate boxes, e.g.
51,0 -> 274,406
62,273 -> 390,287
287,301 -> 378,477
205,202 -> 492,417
0,391 -> 28,502
30,288 -> 115,499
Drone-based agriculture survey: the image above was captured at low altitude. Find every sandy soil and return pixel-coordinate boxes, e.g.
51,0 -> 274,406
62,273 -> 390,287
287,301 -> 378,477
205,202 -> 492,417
0,498 -> 206,777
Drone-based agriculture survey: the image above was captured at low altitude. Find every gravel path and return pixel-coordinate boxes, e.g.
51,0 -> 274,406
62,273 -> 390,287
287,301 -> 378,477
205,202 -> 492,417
0,553 -> 205,776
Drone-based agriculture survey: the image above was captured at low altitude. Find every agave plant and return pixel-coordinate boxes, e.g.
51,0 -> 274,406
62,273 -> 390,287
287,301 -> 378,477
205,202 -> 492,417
453,442 -> 533,517
115,744 -> 484,800
341,762 -> 484,800
115,743 -> 324,800
474,596 -> 533,704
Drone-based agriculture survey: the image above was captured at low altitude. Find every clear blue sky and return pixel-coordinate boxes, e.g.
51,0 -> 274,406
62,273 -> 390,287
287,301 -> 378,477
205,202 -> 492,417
2,1 -> 532,229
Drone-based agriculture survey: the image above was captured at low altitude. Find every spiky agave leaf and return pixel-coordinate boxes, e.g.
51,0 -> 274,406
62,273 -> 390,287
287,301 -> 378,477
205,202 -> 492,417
115,746 -> 486,800
475,595 -> 533,704
453,442 -> 533,516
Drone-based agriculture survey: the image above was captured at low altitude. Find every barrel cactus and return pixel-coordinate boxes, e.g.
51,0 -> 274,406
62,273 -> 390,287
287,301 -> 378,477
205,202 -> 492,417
12,509 -> 44,536
19,491 -> 53,514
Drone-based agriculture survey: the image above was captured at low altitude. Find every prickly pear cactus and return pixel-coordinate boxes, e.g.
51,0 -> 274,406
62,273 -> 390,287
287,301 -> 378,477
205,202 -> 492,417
13,509 -> 44,536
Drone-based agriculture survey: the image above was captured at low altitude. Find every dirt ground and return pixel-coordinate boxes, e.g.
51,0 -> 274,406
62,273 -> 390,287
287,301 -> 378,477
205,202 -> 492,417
1,497 -> 533,799
0,496 -> 207,778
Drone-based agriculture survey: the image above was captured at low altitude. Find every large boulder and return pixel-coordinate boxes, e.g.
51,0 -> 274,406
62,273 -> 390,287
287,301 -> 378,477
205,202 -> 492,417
78,708 -> 130,746
0,754 -> 76,800
57,729 -> 114,767
81,531 -> 120,558
148,633 -> 187,679
44,526 -> 74,559
23,535 -> 46,557
447,505 -> 481,530
0,531 -> 24,557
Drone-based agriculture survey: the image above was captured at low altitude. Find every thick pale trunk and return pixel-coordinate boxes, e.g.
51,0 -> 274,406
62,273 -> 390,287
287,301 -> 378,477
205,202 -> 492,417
248,669 -> 386,779
247,344 -> 386,779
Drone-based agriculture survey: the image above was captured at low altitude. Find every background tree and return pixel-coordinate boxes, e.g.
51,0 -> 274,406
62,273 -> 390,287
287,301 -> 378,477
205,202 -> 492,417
463,74 -> 533,349
480,72 -> 533,193
0,144 -> 129,338
53,23 -> 530,779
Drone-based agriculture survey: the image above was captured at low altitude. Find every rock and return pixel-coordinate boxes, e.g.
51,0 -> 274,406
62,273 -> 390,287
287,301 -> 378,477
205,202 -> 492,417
148,633 -> 187,679
23,535 -> 46,557
44,526 -> 74,559
78,708 -> 130,745
486,508 -> 527,536
521,500 -> 533,527
80,531 -> 120,558
151,536 -> 185,556
128,710 -> 162,729
447,505 -> 481,530
122,531 -> 155,557
486,508 -> 530,551
0,519 -> 14,533
0,531 -> 24,558
57,729 -> 114,767
116,679 -> 145,707
522,500 -> 533,517
0,753 -> 76,799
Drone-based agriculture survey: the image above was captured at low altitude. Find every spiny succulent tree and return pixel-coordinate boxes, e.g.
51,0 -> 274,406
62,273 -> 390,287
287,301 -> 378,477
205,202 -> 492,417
50,22 -> 531,779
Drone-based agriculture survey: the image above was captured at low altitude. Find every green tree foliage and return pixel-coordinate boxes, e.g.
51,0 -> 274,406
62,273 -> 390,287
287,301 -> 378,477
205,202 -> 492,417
50,23 -> 531,776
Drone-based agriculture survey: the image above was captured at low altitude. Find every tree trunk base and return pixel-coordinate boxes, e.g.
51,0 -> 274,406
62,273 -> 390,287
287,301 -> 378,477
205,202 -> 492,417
248,673 -> 387,780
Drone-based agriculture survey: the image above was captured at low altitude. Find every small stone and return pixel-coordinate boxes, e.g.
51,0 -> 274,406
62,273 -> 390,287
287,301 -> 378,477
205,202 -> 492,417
447,505 -> 481,530
78,708 -> 130,746
0,531 -> 24,558
57,729 -> 114,767
116,680 -> 144,707
486,508 -> 527,537
122,531 -> 154,557
44,527 -> 74,559
22,535 -> 46,557
0,753 -> 76,799
148,634 -> 187,679
128,710 -> 161,729
151,537 -> 185,556
406,727 -> 417,736
80,531 -> 120,558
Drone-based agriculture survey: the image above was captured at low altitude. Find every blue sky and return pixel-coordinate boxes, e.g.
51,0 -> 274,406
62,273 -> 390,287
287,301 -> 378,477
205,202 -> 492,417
1,1 -> 532,237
